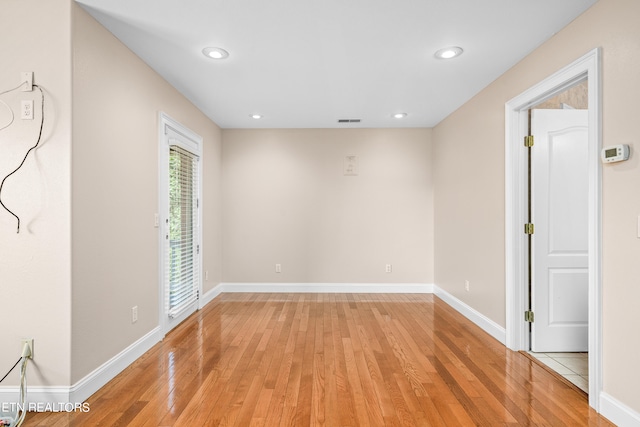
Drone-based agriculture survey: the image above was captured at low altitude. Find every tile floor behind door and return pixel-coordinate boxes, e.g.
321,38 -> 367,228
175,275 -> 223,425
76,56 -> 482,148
529,352 -> 588,393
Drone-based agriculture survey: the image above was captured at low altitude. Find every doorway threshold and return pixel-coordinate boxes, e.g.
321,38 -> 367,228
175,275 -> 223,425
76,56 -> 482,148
521,351 -> 589,395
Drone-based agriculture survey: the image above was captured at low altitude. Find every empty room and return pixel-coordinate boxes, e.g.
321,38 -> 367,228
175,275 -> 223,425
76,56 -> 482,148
1,0 -> 639,426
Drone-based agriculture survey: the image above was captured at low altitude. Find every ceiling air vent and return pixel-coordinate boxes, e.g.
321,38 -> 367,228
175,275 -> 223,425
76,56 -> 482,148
338,119 -> 361,123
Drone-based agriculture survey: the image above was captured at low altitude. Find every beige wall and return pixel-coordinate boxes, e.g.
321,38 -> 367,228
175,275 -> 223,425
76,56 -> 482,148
222,128 -> 433,284
433,0 -> 640,413
0,0 -> 72,387
4,0 -> 639,418
71,5 -> 222,382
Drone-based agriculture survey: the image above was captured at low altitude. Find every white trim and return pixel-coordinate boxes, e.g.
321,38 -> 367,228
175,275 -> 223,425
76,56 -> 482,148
504,48 -> 602,411
600,393 -> 640,427
199,283 -> 225,308
0,386 -> 71,407
220,282 -> 434,294
504,97 -> 530,352
0,327 -> 162,408
70,327 -> 162,403
159,112 -> 203,155
433,285 -> 506,345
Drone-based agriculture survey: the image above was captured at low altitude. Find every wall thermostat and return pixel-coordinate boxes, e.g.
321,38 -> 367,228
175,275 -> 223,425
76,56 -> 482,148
601,144 -> 629,163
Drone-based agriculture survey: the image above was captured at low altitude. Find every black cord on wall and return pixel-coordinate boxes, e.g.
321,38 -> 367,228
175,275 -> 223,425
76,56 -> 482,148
0,358 -> 21,384
0,84 -> 45,233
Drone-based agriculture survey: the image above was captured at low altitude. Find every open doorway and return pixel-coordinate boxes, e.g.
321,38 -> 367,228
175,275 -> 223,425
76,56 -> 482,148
505,48 -> 602,410
526,80 -> 589,393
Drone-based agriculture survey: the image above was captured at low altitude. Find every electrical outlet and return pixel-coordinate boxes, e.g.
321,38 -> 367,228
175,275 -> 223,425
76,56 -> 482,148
21,339 -> 33,359
275,264 -> 281,273
465,280 -> 470,292
385,264 -> 392,273
132,306 -> 138,323
21,100 -> 34,120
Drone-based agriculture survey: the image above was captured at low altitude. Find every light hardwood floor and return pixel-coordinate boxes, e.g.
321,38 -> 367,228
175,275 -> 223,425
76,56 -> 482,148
25,293 -> 613,426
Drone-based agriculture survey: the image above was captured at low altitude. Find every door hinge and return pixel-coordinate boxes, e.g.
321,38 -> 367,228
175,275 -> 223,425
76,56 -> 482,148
524,135 -> 534,147
524,223 -> 535,235
197,244 -> 200,254
525,310 -> 535,323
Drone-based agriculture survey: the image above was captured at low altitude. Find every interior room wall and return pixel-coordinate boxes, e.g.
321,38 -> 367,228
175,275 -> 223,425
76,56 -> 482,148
222,128 -> 433,285
0,0 -> 72,388
433,0 -> 640,414
71,4 -> 222,383
535,80 -> 588,109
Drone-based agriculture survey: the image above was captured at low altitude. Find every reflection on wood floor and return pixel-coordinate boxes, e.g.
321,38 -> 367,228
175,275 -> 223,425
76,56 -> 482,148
26,293 -> 613,426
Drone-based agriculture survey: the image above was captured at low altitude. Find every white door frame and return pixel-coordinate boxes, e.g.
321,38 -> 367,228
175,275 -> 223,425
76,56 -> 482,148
158,112 -> 203,336
504,48 -> 602,410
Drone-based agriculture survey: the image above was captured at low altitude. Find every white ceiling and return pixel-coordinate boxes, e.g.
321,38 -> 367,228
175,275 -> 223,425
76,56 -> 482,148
75,0 -> 597,129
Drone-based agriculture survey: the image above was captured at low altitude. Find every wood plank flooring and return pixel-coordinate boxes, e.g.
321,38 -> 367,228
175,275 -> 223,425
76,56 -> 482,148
25,293 -> 613,426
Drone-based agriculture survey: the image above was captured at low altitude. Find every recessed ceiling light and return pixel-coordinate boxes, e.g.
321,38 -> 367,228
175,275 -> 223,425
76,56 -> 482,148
393,113 -> 407,119
250,114 -> 262,119
434,46 -> 463,60
202,47 -> 229,60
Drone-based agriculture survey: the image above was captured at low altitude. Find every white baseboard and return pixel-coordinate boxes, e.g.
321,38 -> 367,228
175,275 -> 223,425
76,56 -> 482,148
70,326 -> 163,404
601,392 -> 640,427
0,326 -> 162,409
433,285 -> 506,345
200,283 -> 224,308
0,385 -> 72,407
219,282 -> 434,294
21,281 -> 638,420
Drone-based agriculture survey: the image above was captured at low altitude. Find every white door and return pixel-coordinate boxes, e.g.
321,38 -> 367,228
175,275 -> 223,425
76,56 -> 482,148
161,121 -> 202,333
531,109 -> 588,352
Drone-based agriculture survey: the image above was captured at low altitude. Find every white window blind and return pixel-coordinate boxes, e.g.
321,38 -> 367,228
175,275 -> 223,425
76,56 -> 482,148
165,144 -> 199,319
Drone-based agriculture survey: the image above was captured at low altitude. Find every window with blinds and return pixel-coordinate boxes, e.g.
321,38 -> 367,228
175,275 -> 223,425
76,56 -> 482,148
165,144 -> 199,319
